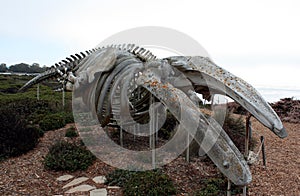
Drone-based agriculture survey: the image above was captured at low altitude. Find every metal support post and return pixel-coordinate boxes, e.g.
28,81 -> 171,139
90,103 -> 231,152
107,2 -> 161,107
260,136 -> 266,167
37,84 -> 40,100
245,115 -> 251,158
227,180 -> 231,196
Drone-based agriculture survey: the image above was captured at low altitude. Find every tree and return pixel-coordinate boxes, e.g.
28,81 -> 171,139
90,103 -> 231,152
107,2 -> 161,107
7,63 -> 47,73
0,63 -> 8,72
9,63 -> 31,73
30,63 -> 44,73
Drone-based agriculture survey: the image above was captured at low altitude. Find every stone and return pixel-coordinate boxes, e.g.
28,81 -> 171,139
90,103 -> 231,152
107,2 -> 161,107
92,176 -> 107,184
65,184 -> 96,193
90,188 -> 108,196
63,177 -> 89,189
56,174 -> 74,182
107,186 -> 121,189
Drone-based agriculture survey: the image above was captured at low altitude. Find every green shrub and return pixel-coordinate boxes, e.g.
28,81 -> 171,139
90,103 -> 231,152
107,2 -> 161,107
39,112 -> 74,132
222,112 -> 257,152
39,112 -> 66,131
0,106 -> 40,159
195,177 -> 244,196
2,98 -> 50,117
124,170 -> 176,196
0,98 -> 54,159
106,169 -> 177,196
44,141 -> 95,171
106,169 -> 135,187
64,112 -> 74,124
195,178 -> 226,196
0,75 -> 75,161
65,127 -> 78,138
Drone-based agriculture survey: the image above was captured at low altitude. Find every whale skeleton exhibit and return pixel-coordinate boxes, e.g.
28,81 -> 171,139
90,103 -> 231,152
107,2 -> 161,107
20,44 -> 287,186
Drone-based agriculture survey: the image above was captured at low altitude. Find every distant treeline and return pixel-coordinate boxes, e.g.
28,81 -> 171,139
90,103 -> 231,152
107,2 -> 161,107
0,63 -> 47,73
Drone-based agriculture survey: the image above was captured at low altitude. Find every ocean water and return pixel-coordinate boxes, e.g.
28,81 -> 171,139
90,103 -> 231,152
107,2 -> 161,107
203,87 -> 300,104
257,87 -> 300,103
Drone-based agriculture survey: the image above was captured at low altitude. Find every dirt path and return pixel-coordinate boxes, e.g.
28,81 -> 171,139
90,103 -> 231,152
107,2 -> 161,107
248,120 -> 300,195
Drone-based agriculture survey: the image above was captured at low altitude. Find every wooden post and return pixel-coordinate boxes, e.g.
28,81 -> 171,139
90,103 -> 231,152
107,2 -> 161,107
260,136 -> 266,167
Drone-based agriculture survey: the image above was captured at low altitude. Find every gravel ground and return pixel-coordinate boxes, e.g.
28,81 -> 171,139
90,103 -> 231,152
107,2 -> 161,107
0,119 -> 299,195
247,119 -> 300,195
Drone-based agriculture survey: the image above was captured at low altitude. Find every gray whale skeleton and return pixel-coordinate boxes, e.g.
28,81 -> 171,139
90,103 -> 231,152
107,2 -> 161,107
20,44 -> 287,186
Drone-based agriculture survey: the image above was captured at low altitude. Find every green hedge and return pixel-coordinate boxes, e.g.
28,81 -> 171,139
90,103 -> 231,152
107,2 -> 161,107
106,169 -> 177,196
0,105 -> 40,159
65,127 -> 78,138
44,141 -> 95,171
0,75 -> 74,160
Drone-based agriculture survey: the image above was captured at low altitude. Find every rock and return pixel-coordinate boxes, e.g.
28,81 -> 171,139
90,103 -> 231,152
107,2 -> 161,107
56,174 -> 74,182
65,184 -> 95,193
63,177 -> 89,189
107,186 -> 121,189
92,176 -> 107,184
90,188 -> 108,196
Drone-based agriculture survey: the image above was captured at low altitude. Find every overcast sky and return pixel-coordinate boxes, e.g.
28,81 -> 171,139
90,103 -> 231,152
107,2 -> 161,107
1,0 -> 300,91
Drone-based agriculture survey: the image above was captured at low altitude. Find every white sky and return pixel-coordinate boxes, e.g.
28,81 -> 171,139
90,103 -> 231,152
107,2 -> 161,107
1,0 -> 300,91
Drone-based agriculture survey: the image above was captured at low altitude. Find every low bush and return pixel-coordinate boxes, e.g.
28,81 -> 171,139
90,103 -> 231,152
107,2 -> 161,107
222,113 -> 257,152
0,106 -> 40,159
39,112 -> 73,132
44,141 -> 95,171
65,127 -> 78,138
106,169 -> 177,196
39,113 -> 66,131
196,177 -> 226,196
105,169 -> 135,187
124,170 -> 176,196
195,177 -> 244,196
0,75 -> 74,160
64,112 -> 74,124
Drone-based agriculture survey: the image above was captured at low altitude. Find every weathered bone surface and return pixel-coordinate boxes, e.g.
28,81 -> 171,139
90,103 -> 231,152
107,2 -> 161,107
20,44 -> 287,186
